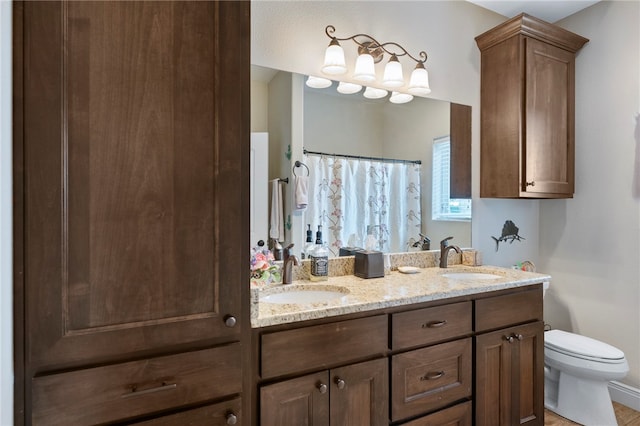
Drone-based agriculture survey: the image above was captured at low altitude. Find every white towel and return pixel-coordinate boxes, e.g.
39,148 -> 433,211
269,179 -> 284,241
295,176 -> 309,210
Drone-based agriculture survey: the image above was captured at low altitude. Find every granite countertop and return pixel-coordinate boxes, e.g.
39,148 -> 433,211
251,265 -> 551,328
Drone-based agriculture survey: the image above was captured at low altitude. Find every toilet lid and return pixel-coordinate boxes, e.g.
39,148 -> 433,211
545,330 -> 625,361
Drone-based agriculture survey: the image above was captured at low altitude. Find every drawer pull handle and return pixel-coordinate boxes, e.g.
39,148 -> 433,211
423,320 -> 447,328
335,378 -> 346,390
526,181 -> 536,187
317,383 -> 328,394
420,371 -> 445,381
226,412 -> 238,425
121,382 -> 177,398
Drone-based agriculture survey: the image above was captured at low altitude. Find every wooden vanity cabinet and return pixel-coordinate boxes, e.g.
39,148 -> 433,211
258,316 -> 389,426
475,288 -> 545,426
476,13 -> 588,198
14,1 -> 249,424
255,285 -> 544,426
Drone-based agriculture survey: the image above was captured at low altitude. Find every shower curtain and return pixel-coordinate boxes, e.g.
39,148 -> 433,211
305,153 -> 422,256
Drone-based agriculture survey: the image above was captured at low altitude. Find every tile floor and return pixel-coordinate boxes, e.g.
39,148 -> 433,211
545,402 -> 640,425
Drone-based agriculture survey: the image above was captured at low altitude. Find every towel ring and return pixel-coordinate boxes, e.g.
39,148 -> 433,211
293,160 -> 310,177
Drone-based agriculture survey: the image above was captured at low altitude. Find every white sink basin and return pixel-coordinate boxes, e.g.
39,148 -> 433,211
441,272 -> 502,280
259,286 -> 349,304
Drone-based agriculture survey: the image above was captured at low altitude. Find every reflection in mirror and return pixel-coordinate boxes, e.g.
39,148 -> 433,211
251,65 -> 471,257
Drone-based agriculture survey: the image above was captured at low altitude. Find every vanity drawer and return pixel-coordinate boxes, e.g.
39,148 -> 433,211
32,344 -> 241,426
391,337 -> 472,422
261,315 -> 388,379
132,398 -> 241,425
400,400 -> 472,426
475,287 -> 543,332
392,301 -> 472,350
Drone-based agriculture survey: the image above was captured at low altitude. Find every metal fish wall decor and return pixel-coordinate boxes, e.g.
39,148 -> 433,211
492,220 -> 525,251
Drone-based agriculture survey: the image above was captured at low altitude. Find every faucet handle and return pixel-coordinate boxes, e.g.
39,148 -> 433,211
440,236 -> 454,249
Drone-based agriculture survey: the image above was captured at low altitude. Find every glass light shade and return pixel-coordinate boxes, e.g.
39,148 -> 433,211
321,41 -> 347,75
407,64 -> 431,96
382,55 -> 404,88
363,87 -> 388,99
389,91 -> 413,104
353,53 -> 376,82
336,81 -> 362,94
306,75 -> 332,89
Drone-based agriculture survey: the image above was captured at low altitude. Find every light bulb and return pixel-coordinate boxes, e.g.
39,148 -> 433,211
353,53 -> 376,82
306,76 -> 332,89
408,63 -> 431,96
363,87 -> 388,99
336,81 -> 362,94
322,39 -> 347,75
382,54 -> 404,88
389,91 -> 413,104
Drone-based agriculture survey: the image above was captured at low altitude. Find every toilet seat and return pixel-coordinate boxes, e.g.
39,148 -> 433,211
545,329 -> 625,363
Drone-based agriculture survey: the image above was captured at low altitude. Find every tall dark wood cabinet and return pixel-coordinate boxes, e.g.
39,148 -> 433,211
13,1 -> 250,424
475,14 -> 588,198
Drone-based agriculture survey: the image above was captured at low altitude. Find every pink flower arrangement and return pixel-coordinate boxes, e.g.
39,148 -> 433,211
250,248 -> 281,285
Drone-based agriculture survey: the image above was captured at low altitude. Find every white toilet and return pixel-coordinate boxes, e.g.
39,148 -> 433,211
544,332 -> 629,426
542,282 -> 629,425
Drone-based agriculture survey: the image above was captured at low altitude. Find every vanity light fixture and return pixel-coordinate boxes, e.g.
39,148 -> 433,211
389,91 -> 414,104
306,75 -> 332,89
321,25 -> 430,94
363,86 -> 388,99
336,81 -> 362,94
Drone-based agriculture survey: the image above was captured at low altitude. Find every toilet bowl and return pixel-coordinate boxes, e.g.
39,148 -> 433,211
544,329 -> 629,426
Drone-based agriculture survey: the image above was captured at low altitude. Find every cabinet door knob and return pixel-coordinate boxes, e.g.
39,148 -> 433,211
526,181 -> 536,187
504,335 -> 514,343
317,382 -> 328,394
515,333 -> 524,341
335,378 -> 346,390
226,412 -> 238,425
224,315 -> 237,327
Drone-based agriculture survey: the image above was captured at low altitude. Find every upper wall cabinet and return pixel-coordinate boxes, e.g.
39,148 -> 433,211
476,14 -> 588,198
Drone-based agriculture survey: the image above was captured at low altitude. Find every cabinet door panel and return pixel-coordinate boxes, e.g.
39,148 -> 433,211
524,38 -> 575,195
476,321 -> 544,426
515,322 -> 544,425
331,358 -> 389,426
24,1 -> 246,370
475,328 -> 513,426
260,371 -> 330,426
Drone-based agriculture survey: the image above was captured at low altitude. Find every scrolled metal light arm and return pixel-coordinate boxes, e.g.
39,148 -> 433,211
325,25 -> 427,64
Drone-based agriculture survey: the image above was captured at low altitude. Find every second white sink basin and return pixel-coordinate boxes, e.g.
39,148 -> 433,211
441,272 -> 502,280
259,285 -> 350,304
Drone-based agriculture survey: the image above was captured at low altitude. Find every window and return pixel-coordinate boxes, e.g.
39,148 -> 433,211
432,136 -> 472,221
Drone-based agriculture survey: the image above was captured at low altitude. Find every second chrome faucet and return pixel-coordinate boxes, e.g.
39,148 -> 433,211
439,236 -> 461,268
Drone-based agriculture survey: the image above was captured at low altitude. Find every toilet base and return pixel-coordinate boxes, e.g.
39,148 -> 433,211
545,371 -> 618,426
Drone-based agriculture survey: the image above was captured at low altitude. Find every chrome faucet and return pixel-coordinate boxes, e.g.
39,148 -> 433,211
439,236 -> 462,268
282,245 -> 300,284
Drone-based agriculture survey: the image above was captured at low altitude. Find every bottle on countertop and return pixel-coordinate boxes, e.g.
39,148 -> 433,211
310,225 -> 329,281
302,224 -> 315,260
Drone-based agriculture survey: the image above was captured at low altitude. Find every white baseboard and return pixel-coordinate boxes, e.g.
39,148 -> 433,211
609,381 -> 640,411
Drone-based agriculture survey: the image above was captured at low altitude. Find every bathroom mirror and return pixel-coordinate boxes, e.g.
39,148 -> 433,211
251,65 -> 471,256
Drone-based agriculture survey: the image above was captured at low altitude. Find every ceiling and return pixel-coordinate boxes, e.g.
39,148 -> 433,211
467,0 -> 600,23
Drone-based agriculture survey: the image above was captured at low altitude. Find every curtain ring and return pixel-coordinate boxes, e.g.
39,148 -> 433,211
293,160 -> 310,177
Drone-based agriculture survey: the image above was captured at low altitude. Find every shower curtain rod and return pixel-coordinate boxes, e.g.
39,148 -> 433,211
303,149 -> 421,165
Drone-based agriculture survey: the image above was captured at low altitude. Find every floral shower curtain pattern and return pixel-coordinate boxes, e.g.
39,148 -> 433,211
305,153 -> 421,256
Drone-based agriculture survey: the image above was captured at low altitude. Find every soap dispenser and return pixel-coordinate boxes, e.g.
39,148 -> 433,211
303,224 -> 315,260
310,225 -> 329,281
